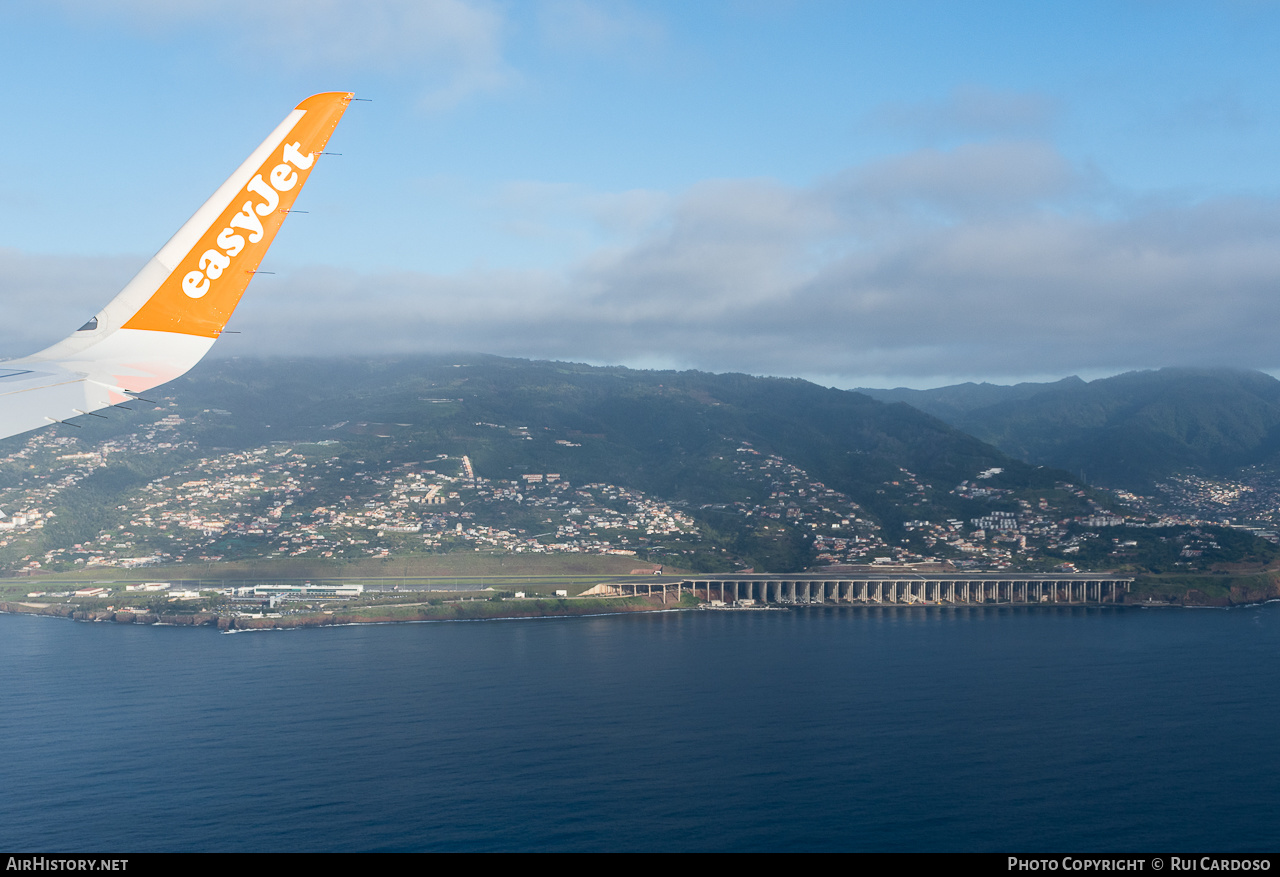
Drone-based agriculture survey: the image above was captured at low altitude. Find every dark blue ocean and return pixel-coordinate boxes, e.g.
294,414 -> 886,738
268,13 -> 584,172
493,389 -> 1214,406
2,603 -> 1278,852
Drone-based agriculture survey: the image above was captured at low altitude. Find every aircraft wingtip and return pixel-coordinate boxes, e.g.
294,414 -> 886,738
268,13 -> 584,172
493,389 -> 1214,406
295,92 -> 356,111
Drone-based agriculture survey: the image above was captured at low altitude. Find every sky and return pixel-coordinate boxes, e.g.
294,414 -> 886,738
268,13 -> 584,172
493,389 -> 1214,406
4,0 -> 1280,389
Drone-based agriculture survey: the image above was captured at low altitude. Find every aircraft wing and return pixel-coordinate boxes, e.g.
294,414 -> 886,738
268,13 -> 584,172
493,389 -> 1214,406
0,91 -> 355,440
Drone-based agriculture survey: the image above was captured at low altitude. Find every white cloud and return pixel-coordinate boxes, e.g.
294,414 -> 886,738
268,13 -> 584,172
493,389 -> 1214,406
42,0 -> 515,109
0,248 -> 136,358
12,140 -> 1280,388
834,141 -> 1088,216
873,85 -> 1061,141
537,0 -> 666,56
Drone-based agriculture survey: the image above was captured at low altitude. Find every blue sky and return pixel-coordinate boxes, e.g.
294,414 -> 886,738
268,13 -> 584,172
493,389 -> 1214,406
4,0 -> 1280,387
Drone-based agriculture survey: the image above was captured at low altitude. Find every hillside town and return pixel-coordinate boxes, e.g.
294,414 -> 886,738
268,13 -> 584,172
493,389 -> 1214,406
0,413 -> 1276,574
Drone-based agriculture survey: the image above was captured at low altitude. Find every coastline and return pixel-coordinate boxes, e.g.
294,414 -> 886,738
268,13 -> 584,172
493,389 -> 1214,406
6,591 -> 1280,631
0,595 -> 692,630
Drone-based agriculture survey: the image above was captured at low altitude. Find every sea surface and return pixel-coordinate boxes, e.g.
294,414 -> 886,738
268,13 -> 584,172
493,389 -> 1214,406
2,603 -> 1278,852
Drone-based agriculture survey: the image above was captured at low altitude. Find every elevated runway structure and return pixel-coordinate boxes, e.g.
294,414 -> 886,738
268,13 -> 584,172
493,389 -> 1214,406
601,572 -> 1133,605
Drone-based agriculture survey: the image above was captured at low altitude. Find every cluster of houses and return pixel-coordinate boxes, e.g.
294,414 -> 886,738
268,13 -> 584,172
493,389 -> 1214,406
5,414 -> 1280,575
6,436 -> 709,568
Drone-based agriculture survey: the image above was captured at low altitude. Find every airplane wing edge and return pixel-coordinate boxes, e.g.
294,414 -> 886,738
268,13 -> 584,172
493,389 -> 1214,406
0,92 -> 354,442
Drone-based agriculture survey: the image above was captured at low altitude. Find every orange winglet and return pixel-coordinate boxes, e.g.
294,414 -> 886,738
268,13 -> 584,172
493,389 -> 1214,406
122,92 -> 354,337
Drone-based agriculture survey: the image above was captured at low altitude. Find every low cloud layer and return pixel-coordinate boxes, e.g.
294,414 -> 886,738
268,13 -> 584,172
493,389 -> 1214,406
7,140 -> 1280,387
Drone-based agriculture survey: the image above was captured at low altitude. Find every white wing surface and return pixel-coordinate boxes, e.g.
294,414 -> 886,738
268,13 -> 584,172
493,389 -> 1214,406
0,92 -> 355,440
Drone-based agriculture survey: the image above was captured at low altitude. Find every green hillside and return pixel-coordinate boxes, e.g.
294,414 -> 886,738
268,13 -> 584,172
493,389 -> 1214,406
0,355 -> 1075,574
863,368 -> 1280,490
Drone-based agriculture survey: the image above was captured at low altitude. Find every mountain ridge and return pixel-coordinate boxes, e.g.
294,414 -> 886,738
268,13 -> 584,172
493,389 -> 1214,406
860,367 -> 1280,489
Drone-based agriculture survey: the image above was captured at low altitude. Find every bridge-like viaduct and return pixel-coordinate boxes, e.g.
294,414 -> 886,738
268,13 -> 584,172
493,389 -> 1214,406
605,573 -> 1133,605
